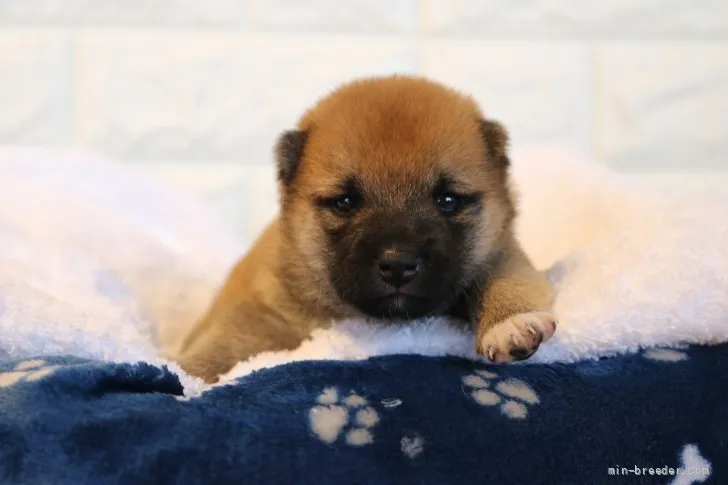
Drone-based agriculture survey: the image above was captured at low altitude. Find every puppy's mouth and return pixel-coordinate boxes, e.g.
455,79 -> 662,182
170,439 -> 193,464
357,292 -> 436,320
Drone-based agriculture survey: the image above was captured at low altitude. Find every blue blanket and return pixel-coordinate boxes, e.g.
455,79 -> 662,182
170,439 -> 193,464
0,344 -> 723,484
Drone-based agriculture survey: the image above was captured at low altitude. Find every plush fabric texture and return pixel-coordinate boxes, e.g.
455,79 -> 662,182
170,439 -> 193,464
0,146 -> 242,361
0,146 -> 726,484
1,146 -> 727,384
0,146 -> 241,395
0,346 -> 720,485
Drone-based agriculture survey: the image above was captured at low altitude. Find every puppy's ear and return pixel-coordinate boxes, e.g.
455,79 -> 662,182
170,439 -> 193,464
479,119 -> 510,171
275,130 -> 308,185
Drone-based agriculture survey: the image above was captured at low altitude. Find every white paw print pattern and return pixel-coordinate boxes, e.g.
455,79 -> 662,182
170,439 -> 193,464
644,348 -> 689,362
0,359 -> 62,388
309,387 -> 380,446
462,369 -> 540,419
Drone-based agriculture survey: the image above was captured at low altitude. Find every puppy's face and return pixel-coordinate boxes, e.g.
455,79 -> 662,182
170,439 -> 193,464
277,76 -> 515,320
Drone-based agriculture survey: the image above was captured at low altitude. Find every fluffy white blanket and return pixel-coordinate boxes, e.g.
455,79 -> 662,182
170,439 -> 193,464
0,146 -> 726,393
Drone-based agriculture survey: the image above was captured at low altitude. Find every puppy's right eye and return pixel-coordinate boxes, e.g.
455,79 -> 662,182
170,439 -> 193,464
318,193 -> 361,215
332,195 -> 356,213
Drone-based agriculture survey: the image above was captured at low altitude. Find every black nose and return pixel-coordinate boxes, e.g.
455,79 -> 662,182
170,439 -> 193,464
377,248 -> 420,288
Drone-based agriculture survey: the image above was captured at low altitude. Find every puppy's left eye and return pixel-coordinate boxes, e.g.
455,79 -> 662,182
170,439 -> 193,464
435,193 -> 461,214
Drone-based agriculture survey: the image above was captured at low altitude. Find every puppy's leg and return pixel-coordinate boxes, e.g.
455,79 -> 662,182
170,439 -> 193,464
474,244 -> 556,363
175,301 -> 302,383
174,221 -> 309,383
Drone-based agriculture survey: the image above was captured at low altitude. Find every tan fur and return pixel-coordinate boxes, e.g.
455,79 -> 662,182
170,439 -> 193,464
175,221 -> 329,379
174,75 -> 555,383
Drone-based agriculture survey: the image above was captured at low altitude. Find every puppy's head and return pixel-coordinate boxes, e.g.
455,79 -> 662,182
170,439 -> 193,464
276,76 -> 515,320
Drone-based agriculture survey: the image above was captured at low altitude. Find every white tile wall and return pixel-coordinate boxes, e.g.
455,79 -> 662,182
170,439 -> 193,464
250,0 -> 419,33
0,1 -> 247,27
0,29 -> 72,144
423,40 -> 594,153
598,41 -> 728,170
0,1 -> 727,238
424,0 -> 728,37
75,31 -> 418,163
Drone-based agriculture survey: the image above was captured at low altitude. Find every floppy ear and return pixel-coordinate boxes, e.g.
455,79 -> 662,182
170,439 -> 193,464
479,119 -> 510,172
275,130 -> 308,185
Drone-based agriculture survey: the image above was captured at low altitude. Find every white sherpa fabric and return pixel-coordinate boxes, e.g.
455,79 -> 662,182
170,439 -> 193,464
0,146 -> 242,393
0,145 -> 726,394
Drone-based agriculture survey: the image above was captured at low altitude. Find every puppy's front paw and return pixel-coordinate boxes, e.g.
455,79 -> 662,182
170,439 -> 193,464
477,311 -> 556,363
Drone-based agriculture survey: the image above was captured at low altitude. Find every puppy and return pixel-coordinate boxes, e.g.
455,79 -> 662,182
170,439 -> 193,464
175,75 -> 556,383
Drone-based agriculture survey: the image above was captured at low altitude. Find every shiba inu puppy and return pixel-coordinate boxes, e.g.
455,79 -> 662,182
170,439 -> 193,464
176,76 -> 556,383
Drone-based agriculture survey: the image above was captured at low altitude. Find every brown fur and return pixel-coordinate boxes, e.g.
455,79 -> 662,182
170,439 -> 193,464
174,75 -> 555,382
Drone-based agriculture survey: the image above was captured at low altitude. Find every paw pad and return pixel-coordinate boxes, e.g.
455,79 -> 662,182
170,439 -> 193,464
479,311 -> 556,364
0,359 -> 62,388
309,387 -> 380,446
462,369 -> 540,419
